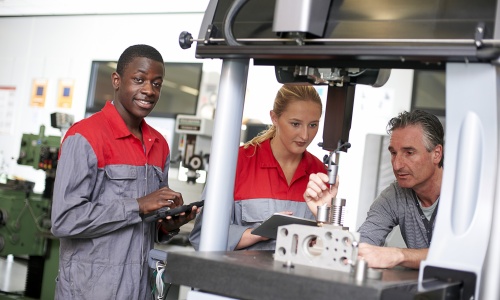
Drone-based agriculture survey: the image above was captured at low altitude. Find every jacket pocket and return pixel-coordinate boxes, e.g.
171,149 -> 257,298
104,165 -> 138,198
240,199 -> 270,225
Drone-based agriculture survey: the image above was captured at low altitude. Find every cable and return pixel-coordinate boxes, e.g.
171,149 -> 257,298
347,69 -> 367,77
153,260 -> 172,300
156,267 -> 165,299
222,0 -> 249,46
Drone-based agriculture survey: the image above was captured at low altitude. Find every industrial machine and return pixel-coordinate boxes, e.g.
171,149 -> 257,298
1,113 -> 72,300
160,0 -> 500,300
175,114 -> 213,184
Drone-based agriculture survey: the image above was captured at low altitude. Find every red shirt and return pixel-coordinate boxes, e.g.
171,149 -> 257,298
234,139 -> 326,202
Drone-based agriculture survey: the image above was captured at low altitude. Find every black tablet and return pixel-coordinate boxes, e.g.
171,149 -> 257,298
251,213 -> 317,239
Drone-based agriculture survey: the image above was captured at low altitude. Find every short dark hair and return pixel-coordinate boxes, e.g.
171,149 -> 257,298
116,44 -> 164,76
387,110 -> 445,167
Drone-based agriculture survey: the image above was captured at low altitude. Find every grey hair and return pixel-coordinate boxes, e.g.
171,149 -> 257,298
387,110 -> 444,167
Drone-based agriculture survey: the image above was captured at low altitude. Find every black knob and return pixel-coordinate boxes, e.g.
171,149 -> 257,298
179,31 -> 193,49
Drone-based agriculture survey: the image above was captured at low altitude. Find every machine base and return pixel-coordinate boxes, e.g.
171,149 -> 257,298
164,250 -> 420,300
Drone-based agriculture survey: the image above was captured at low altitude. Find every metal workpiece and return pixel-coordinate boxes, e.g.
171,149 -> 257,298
274,224 -> 359,273
331,198 -> 347,228
316,204 -> 331,224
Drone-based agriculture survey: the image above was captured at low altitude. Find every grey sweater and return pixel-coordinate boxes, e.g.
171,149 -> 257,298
357,182 -> 435,249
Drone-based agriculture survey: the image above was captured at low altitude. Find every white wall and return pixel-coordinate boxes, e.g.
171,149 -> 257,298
0,11 -> 213,192
0,8 -> 414,228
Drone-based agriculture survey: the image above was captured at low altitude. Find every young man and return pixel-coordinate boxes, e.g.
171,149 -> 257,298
304,110 -> 444,269
51,44 -> 198,299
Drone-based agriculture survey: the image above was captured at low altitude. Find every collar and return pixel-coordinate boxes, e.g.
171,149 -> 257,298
257,139 -> 314,175
258,139 -> 279,168
417,195 -> 440,210
101,101 -> 156,142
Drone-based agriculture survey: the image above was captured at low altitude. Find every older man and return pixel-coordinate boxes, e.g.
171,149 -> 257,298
304,110 -> 444,269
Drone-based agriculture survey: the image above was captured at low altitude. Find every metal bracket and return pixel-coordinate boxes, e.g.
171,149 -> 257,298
475,22 -> 486,48
204,24 -> 219,45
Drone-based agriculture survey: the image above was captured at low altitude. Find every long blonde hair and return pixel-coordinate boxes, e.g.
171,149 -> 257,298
244,84 -> 322,149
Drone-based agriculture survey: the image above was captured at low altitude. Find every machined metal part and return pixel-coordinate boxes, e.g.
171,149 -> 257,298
316,204 -> 331,224
328,163 -> 338,185
331,198 -> 347,228
327,151 -> 338,185
354,259 -> 368,283
274,224 -> 359,272
327,161 -> 339,186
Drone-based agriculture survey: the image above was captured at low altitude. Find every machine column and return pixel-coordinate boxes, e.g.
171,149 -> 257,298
419,63 -> 500,300
480,66 -> 500,299
199,58 -> 249,251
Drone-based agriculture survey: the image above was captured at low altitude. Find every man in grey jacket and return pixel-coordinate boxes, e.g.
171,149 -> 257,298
304,110 -> 444,269
51,44 -> 199,299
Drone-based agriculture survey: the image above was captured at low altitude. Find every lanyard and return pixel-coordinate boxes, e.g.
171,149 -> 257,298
412,191 -> 439,244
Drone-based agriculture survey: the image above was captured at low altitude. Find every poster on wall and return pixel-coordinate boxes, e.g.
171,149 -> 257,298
0,86 -> 16,135
57,79 -> 74,108
30,79 -> 48,107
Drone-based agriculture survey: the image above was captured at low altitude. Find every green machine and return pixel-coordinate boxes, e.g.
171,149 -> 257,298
0,124 -> 64,300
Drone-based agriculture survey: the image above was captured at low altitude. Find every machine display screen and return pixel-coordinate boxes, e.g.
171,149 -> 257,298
411,70 -> 446,117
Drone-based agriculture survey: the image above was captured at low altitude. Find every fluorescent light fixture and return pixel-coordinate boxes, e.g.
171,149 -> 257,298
162,80 -> 178,89
179,85 -> 199,96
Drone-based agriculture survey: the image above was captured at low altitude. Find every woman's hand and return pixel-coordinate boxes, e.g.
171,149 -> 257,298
303,173 -> 339,216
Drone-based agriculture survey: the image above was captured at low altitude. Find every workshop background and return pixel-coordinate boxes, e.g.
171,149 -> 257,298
0,1 -> 439,299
